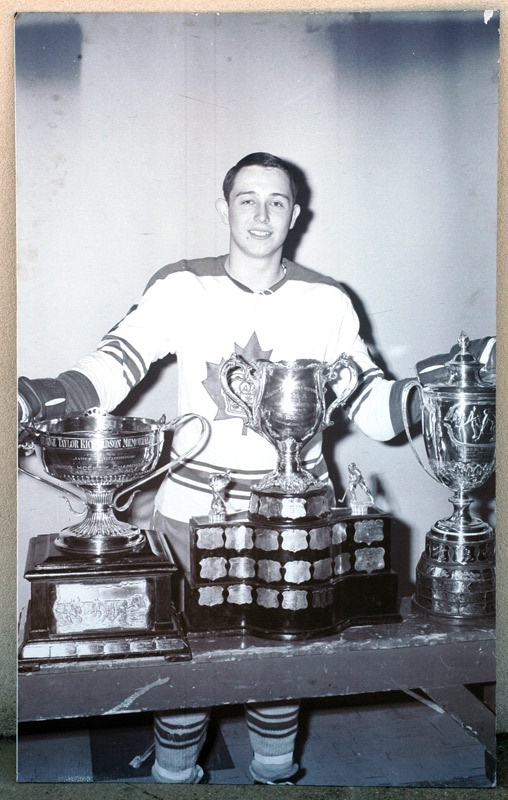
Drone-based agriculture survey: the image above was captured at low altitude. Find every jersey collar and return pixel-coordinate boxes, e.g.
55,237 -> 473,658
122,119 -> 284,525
221,256 -> 289,295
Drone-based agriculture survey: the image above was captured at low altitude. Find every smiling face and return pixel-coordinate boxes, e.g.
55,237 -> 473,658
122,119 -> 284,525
216,165 -> 300,263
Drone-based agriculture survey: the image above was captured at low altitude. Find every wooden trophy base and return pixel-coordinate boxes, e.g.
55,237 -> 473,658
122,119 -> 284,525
19,530 -> 191,671
184,507 -> 400,640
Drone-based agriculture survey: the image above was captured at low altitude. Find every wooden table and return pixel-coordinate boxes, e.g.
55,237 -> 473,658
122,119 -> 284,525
18,597 -> 495,772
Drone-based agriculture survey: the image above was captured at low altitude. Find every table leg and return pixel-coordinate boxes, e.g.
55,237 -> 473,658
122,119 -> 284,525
410,684 -> 496,783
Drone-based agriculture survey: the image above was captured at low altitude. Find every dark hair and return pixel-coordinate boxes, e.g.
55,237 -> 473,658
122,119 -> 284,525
222,152 -> 298,204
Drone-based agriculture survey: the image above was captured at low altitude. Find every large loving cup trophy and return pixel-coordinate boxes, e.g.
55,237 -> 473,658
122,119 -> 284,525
183,353 -> 400,639
183,354 -> 401,639
20,407 -> 209,555
403,332 -> 496,620
18,408 -> 209,666
220,355 -> 359,521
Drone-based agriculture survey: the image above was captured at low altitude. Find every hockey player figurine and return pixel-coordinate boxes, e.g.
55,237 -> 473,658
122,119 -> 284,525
208,470 -> 231,522
342,462 -> 375,514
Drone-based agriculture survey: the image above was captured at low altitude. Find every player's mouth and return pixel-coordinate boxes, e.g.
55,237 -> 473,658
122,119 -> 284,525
248,229 -> 272,239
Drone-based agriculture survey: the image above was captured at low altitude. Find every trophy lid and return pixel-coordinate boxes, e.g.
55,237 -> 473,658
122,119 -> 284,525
444,331 -> 489,389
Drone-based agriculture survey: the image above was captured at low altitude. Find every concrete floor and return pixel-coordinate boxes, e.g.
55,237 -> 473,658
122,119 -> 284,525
13,690 -> 497,790
2,736 -> 508,799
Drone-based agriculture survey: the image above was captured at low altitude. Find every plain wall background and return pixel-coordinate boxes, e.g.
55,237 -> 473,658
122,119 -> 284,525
16,11 -> 498,610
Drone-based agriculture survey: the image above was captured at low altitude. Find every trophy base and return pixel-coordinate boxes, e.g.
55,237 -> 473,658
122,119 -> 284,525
413,526 -> 495,620
54,525 -> 146,556
183,507 -> 400,640
248,484 -> 330,522
18,530 -> 191,670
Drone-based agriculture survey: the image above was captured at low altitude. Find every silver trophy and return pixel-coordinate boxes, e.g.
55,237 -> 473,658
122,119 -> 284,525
402,332 -> 495,618
20,407 -> 209,555
220,355 -> 358,520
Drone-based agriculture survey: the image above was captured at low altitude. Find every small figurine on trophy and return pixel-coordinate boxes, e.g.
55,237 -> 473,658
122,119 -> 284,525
341,462 -> 375,515
208,471 -> 231,522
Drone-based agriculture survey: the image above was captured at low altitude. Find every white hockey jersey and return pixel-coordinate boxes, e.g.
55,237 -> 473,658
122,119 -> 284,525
67,255 -> 399,522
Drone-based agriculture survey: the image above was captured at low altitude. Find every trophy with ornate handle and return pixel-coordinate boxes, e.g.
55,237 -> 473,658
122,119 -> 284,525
220,355 -> 358,521
18,408 -> 210,666
402,332 -> 495,619
183,354 -> 400,640
19,407 -> 210,556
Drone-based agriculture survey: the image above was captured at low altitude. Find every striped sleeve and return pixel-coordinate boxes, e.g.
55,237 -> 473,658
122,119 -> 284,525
346,366 -> 385,423
96,333 -> 149,390
323,290 -> 397,441
68,277 -> 180,411
344,374 -> 396,441
388,378 -> 422,437
70,329 -> 155,411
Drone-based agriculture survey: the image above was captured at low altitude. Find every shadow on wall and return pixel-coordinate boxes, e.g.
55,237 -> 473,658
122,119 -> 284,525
324,12 -> 499,75
15,19 -> 83,82
283,159 -> 313,262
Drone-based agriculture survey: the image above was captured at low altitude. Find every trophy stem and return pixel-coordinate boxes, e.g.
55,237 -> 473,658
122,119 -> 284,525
254,438 -> 323,494
249,439 -> 330,522
278,438 -> 302,481
54,487 -> 146,556
434,489 -> 491,537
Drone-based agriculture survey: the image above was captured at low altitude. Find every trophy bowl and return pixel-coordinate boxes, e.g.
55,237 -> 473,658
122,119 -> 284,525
403,333 -> 495,538
220,354 -> 358,520
20,407 -> 209,555
37,408 -> 165,484
421,382 -> 495,534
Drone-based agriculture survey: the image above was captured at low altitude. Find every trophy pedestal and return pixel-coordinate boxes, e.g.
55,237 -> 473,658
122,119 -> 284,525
19,530 -> 191,670
413,527 -> 495,620
248,485 -> 330,522
183,507 -> 399,640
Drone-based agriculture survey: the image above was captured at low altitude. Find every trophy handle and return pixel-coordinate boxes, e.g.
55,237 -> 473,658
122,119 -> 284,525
219,353 -> 256,427
323,354 -> 360,425
113,413 -> 210,511
17,462 -> 87,503
401,379 -> 440,484
18,423 -> 87,503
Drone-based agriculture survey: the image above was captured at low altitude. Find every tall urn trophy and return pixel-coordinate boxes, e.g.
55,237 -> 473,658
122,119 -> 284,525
18,408 -> 209,666
403,332 -> 496,620
183,354 -> 400,640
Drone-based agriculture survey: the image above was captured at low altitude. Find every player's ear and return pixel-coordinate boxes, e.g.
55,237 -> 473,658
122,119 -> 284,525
289,203 -> 301,229
215,197 -> 229,225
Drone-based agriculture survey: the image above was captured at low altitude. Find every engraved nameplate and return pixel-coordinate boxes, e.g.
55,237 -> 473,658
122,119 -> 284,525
354,519 -> 384,545
225,525 -> 254,550
282,589 -> 308,610
334,552 -> 351,575
198,586 -> 224,606
281,529 -> 308,552
53,580 -> 150,634
284,560 -> 312,584
256,587 -> 280,608
255,528 -> 279,551
354,547 -> 385,574
196,527 -> 224,549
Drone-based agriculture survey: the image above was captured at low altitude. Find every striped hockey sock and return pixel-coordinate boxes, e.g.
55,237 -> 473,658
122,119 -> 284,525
245,701 -> 301,782
152,708 -> 211,783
